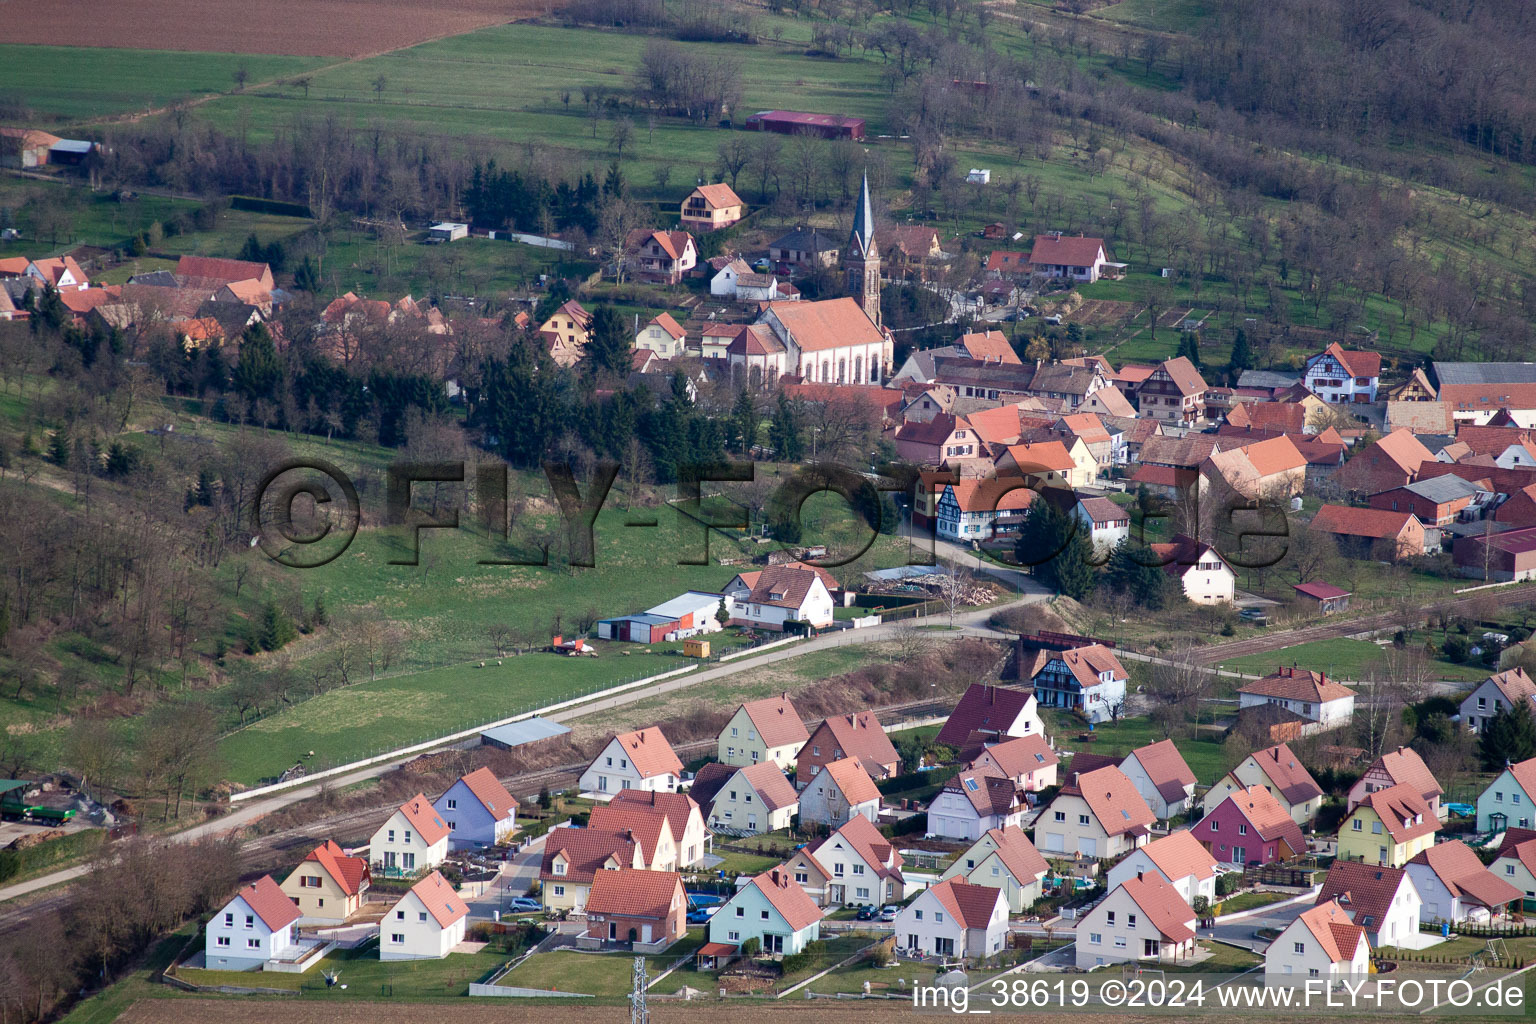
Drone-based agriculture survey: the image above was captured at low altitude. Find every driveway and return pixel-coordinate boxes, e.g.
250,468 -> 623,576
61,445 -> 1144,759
1203,893 -> 1316,952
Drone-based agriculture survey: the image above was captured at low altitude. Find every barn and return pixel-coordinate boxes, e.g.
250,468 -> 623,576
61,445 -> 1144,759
744,110 -> 865,140
645,592 -> 728,633
596,612 -> 680,643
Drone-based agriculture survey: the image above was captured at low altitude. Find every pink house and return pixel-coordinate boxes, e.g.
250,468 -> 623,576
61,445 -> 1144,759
1188,785 -> 1305,868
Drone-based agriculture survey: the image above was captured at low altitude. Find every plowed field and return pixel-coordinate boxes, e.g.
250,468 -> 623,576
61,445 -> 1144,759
1,0 -> 551,57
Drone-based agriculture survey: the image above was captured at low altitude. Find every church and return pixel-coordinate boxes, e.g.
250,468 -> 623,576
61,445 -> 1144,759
726,174 -> 895,387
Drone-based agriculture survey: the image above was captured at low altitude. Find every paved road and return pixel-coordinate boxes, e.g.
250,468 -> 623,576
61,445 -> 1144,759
1202,891 -> 1317,952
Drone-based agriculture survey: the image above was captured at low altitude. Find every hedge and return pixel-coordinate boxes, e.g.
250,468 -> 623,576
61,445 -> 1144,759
229,195 -> 314,219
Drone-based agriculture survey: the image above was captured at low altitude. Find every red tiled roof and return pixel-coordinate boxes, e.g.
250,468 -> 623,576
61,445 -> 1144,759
587,804 -> 672,863
1215,784 -> 1306,850
1056,645 -> 1128,692
177,255 -> 269,287
808,814 -> 905,882
1246,743 -> 1324,805
397,794 -> 450,846
1310,504 -> 1419,540
735,762 -> 799,811
539,827 -> 641,883
985,250 -> 1028,273
740,692 -> 810,748
1293,581 -> 1350,601
587,867 -> 684,920
747,866 -> 823,931
684,762 -> 736,813
648,312 -> 685,340
1140,830 -> 1218,882
1001,440 -> 1075,473
1027,234 -> 1107,269
945,765 -> 1021,816
1062,766 -> 1155,837
455,766 -> 518,820
765,297 -> 884,353
609,790 -> 700,847
1409,840 -> 1520,909
609,728 -> 684,779
1352,782 -> 1437,844
1077,496 -> 1127,524
1312,343 -> 1381,380
1299,900 -> 1366,964
1367,746 -> 1443,804
958,330 -> 1021,365
1239,666 -> 1357,703
937,684 -> 1039,747
1057,412 -> 1111,443
974,734 -> 1058,779
1486,668 -> 1536,708
929,876 -> 1005,929
691,183 -> 743,209
1317,860 -> 1409,930
1155,356 -> 1208,397
820,756 -> 882,806
1126,739 -> 1196,804
237,874 -> 302,932
1370,428 -> 1436,475
982,826 -> 1049,884
747,564 -> 824,609
814,712 -> 900,774
1118,871 -> 1196,942
1131,464 -> 1198,489
301,840 -> 370,896
408,870 -> 468,929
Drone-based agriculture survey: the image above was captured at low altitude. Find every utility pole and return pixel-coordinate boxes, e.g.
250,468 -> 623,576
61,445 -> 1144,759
631,956 -> 649,1024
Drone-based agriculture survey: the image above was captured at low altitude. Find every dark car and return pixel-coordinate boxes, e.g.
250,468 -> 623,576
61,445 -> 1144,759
855,905 -> 878,921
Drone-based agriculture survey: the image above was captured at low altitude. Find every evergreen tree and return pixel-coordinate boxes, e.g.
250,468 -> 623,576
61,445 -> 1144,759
312,593 -> 329,627
104,441 -> 142,478
29,286 -> 67,336
768,393 -> 804,461
1228,328 -> 1254,379
1480,703 -> 1536,770
1105,539 -> 1175,610
474,343 -> 567,467
0,439 -> 9,478
195,467 -> 216,507
257,601 -> 298,652
293,255 -> 321,293
731,387 -> 759,452
1016,499 -> 1098,600
583,305 -> 631,379
231,323 -> 284,403
1176,331 -> 1202,367
716,599 -> 730,627
239,234 -> 265,263
46,428 -> 70,466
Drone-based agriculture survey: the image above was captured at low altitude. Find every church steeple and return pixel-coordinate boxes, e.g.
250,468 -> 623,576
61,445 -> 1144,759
845,172 -> 881,328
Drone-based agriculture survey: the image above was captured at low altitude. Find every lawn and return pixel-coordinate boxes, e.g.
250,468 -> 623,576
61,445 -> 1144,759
1216,891 -> 1292,915
175,940 -> 505,998
1163,941 -> 1263,973
1049,711 -> 1229,785
501,947 -> 694,996
1218,637 -> 1489,683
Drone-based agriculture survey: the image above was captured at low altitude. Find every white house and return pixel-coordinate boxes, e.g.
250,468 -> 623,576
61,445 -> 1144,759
578,727 -> 684,795
1237,668 -> 1358,734
784,814 -> 906,907
1460,668 -> 1536,735
1074,872 -> 1198,970
926,766 -> 1026,842
1149,534 -> 1236,605
1476,755 -> 1536,833
935,683 -> 1046,753
709,867 -> 823,957
1027,644 -> 1129,725
1347,746 -> 1445,822
1035,765 -> 1154,860
934,480 -> 1034,542
1489,831 -> 1536,907
380,871 -> 469,961
1316,860 -> 1421,948
893,877 -> 1009,961
1407,839 -> 1521,926
634,312 -> 688,360
369,794 -> 451,877
1118,739 -> 1198,820
968,734 -> 1059,793
1075,497 -> 1131,557
798,757 -> 882,828
1265,900 -> 1368,982
940,826 -> 1050,914
609,789 -> 711,868
701,762 -> 798,835
1106,830 -> 1219,907
722,565 -> 834,630
1302,343 -> 1380,405
205,875 -> 303,971
717,691 -> 808,769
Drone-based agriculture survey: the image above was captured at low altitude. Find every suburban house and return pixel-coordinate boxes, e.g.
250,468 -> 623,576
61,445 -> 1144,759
623,229 -> 696,284
1309,505 -> 1429,562
1027,233 -> 1113,283
1406,840 -> 1520,926
1205,743 -> 1325,826
893,877 -> 1010,961
797,712 -> 901,780
578,727 -> 683,795
1347,747 -> 1444,822
280,841 -> 371,925
634,312 -> 688,359
1476,755 -> 1536,833
1073,872 -> 1198,970
1453,525 -> 1536,582
1265,900 -> 1368,982
536,299 -> 592,366
785,814 -> 906,907
968,734 -> 1059,793
380,871 -> 468,962
1075,497 -> 1131,557
940,826 -> 1050,913
1237,667 -> 1357,733
933,479 -> 1035,541
1463,668 -> 1536,734
1036,765 -> 1155,859
609,789 -> 710,867
433,767 -> 518,851
698,762 -> 798,834
1026,644 -> 1129,724
926,766 -> 1026,841
1147,534 -> 1236,605
936,683 -> 1044,752
1336,428 -> 1435,495
767,225 -> 839,268
680,183 -> 745,232
587,804 -> 678,871
709,867 -> 823,957
1191,784 -> 1306,867
723,565 -> 835,630
369,795 -> 451,877
798,757 -> 882,827
583,868 -> 687,950
1106,830 -> 1219,906
205,876 -> 303,971
1136,357 -> 1208,425
1489,829 -> 1536,905
1337,783 -> 1438,867
1303,343 -> 1381,404
538,827 -> 644,911
1118,739 -> 1198,820
718,692 -> 809,769
1316,860 -> 1422,948
1369,476 -> 1482,526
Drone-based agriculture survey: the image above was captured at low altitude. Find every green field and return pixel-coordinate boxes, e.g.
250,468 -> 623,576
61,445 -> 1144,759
1218,637 -> 1490,684
1048,710 -> 1228,785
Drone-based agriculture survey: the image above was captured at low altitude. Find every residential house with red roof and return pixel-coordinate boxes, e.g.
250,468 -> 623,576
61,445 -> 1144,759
634,312 -> 687,359
1147,534 -> 1236,605
1338,783 -> 1438,867
1205,743 -> 1324,826
940,826 -> 1049,913
1477,755 -> 1536,833
587,803 -> 679,870
579,727 -> 684,795
609,789 -> 709,867
894,876 -> 1009,959
281,841 -> 371,924
1459,667 -> 1536,735
1201,434 -> 1308,500
176,255 -> 273,292
1266,900 -> 1368,980
1347,746 -> 1444,822
1038,765 -> 1154,860
206,875 -> 303,970
798,712 -> 901,781
1118,739 -> 1198,819
1026,644 -> 1128,725
1107,830 -> 1219,906
1304,343 -> 1381,404
1336,428 -> 1436,495
721,564 -> 834,631
709,866 -> 823,956
933,477 -> 1036,541
799,756 -> 883,827
536,299 -> 592,366
1238,667 -> 1358,733
1074,496 -> 1131,557
381,870 -> 468,961
1407,840 -> 1520,927
1074,871 -> 1197,969
1310,504 -> 1429,562
680,183 -> 745,231
433,767 -> 518,851
895,412 -> 983,466
538,827 -> 645,911
695,761 -> 798,835
1136,356 -> 1208,425
1316,860 -> 1422,948
718,692 -> 809,769
985,249 -> 1031,279
1192,784 -> 1306,867
582,868 -> 687,949
1027,233 -> 1112,284
994,440 -> 1081,487
369,794 -> 451,877
968,734 -> 1059,793
926,765 -> 1027,841
937,683 -> 1045,753
1368,475 -> 1482,526
27,255 -> 89,292
1489,827 -> 1536,906
785,814 -> 906,907
957,329 -> 1021,365
623,228 -> 697,284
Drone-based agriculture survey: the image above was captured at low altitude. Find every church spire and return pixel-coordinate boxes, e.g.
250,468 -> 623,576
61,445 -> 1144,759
850,172 -> 875,257
844,170 -> 881,329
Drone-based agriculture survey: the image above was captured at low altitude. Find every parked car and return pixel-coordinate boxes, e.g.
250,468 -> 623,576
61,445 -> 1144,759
855,905 -> 878,921
879,905 -> 900,922
505,897 -> 542,913
686,907 -> 718,924
1239,607 -> 1267,621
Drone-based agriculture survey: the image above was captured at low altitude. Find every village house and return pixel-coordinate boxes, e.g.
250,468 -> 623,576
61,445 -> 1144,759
1148,534 -> 1237,605
1432,361 -> 1536,425
932,478 -> 1034,541
940,826 -> 1050,913
1337,783 -> 1438,867
718,692 -> 808,769
1024,361 -> 1110,411
1118,739 -> 1198,820
1136,357 -> 1208,425
1265,900 -> 1368,982
433,767 -> 518,851
1460,668 -> 1536,734
634,312 -> 687,359
1205,743 -> 1324,826
785,814 -> 906,907
1406,840 -> 1520,927
578,727 -> 684,795
369,794 -> 451,877
610,789 -> 709,867
380,871 -> 468,962
680,183 -> 745,231
1368,475 -> 1482,526
205,876 -> 303,971
1036,765 -> 1154,859
623,229 -> 696,284
709,867 -> 823,957
1074,497 -> 1131,557
1026,643 -> 1129,725
1073,872 -> 1197,970
1316,860 -> 1422,948
587,803 -> 679,871
1310,504 -> 1429,562
1201,434 -> 1308,500
1476,755 -> 1536,833
967,734 -> 1059,793
894,877 -> 1010,961
767,225 -> 839,269
877,225 -> 946,280
1489,829 -> 1536,906
1106,830 -> 1219,906
956,329 -> 1021,365
1336,428 -> 1436,495
895,413 -> 982,467
281,841 -> 371,925
1237,667 -> 1358,734
926,766 -> 1026,842
536,298 -> 592,367
722,564 -> 835,631
27,256 -> 89,292
1191,784 -> 1306,867
1027,233 -> 1114,283
994,441 -> 1080,489
798,756 -> 883,827
1347,746 -> 1445,822
936,683 -> 1045,752
583,868 -> 687,950
697,762 -> 798,835
538,827 -> 644,912
1303,343 -> 1381,404
797,712 -> 901,781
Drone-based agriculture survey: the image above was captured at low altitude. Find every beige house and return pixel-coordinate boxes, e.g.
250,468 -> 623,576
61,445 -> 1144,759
718,692 -> 809,769
785,815 -> 906,907
280,841 -> 371,924
1035,766 -> 1155,860
539,827 -> 645,911
680,183 -> 745,231
940,826 -> 1050,913
635,312 -> 687,359
699,762 -> 799,835
1204,743 -> 1324,827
